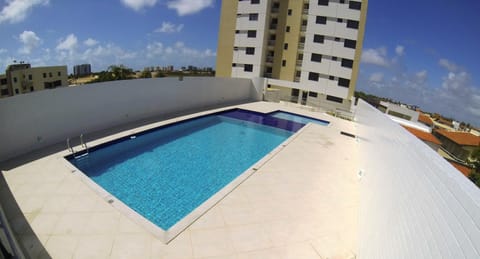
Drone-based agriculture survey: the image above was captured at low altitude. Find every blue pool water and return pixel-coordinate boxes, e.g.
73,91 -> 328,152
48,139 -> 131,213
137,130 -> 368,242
68,109 -> 297,230
269,111 -> 329,126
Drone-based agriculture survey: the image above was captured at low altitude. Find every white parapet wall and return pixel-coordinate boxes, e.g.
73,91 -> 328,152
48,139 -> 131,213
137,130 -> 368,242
356,100 -> 480,258
0,77 -> 258,161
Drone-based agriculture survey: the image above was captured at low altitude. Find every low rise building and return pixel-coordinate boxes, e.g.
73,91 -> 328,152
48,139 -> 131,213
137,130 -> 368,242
402,125 -> 441,151
0,63 -> 68,98
435,129 -> 480,162
73,64 -> 92,77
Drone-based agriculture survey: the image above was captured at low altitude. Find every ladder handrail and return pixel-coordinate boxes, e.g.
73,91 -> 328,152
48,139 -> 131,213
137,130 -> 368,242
80,134 -> 89,153
66,138 -> 75,155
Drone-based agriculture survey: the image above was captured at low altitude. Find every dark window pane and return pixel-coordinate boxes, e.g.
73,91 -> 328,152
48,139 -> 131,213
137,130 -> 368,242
327,95 -> 343,103
244,64 -> 253,72
251,0 -> 259,4
246,47 -> 255,55
247,30 -> 257,37
349,1 -> 361,10
341,59 -> 353,68
311,53 -> 322,62
313,34 -> 324,43
308,72 -> 319,81
338,78 -> 350,87
309,92 -> 318,97
347,20 -> 359,29
316,16 -> 327,24
318,0 -> 329,6
344,39 -> 357,49
284,43 -> 288,50
282,60 -> 286,66
249,13 -> 258,20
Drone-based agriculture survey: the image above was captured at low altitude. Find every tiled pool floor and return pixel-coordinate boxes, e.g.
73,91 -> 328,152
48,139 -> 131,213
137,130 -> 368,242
0,102 -> 359,259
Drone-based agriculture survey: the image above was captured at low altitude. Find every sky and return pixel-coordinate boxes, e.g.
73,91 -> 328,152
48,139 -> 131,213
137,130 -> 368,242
0,0 -> 479,126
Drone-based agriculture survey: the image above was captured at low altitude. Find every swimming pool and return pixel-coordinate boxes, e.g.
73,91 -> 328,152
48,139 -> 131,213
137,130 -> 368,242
66,109 -> 328,241
269,111 -> 329,126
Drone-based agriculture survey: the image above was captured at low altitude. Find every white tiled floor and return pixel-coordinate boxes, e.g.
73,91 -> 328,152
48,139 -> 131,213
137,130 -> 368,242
1,102 -> 359,258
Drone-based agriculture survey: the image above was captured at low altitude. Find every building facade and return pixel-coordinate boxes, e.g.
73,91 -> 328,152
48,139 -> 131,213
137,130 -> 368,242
73,64 -> 92,77
0,64 -> 68,98
216,0 -> 368,110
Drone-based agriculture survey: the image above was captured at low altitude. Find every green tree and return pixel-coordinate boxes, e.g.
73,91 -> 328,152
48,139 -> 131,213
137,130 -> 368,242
139,70 -> 152,78
468,147 -> 480,187
108,65 -> 134,80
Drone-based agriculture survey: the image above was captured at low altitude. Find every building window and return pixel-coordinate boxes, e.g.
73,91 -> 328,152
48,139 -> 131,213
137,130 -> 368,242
13,77 -> 17,83
338,78 -> 350,87
235,30 -> 240,34
308,72 -> 319,81
329,75 -> 335,80
349,1 -> 361,10
313,34 -> 324,43
340,0 -> 345,3
284,43 -> 288,50
318,0 -> 329,6
49,72 -> 52,77
0,89 -> 8,96
43,73 -> 47,78
247,30 -> 256,38
0,78 -> 6,85
337,18 -> 343,23
30,87 -> 34,92
344,39 -> 357,49
309,92 -> 318,97
246,47 -> 255,55
296,70 -> 301,77
282,60 -> 286,66
244,64 -> 253,72
347,20 -> 359,29
316,16 -> 327,24
332,56 -> 338,61
288,9 -> 292,15
311,53 -> 322,62
58,71 -> 61,76
341,59 -> 353,68
28,74 -> 32,80
327,95 -> 343,103
15,89 -> 19,94
251,0 -> 259,4
232,63 -> 237,67
334,37 -> 340,42
249,13 -> 258,21
286,26 -> 290,32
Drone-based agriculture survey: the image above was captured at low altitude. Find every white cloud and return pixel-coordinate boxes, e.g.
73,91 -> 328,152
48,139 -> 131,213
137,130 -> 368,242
0,0 -> 49,24
84,38 -> 99,47
121,0 -> 157,11
0,48 -> 7,54
56,34 -> 78,51
439,58 -> 459,72
395,45 -> 404,56
167,0 -> 213,16
415,70 -> 427,84
146,41 -> 215,63
155,22 -> 184,33
361,47 -> 389,67
369,72 -> 384,83
18,31 -> 41,54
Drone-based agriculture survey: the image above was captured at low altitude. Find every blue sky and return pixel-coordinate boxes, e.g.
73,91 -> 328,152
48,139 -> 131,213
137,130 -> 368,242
0,0 -> 479,126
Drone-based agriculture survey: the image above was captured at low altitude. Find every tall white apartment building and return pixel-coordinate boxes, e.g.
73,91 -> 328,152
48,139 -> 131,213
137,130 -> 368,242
216,0 -> 368,110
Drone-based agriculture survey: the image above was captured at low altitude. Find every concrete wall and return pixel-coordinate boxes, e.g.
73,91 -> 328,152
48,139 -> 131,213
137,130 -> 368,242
0,77 -> 256,161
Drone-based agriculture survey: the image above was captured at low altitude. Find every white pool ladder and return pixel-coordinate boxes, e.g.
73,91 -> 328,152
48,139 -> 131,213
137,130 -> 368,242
66,134 -> 89,157
80,134 -> 89,154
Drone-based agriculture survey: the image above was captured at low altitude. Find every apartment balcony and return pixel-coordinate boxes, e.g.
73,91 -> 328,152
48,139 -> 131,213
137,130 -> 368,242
298,43 -> 305,49
268,40 -> 276,46
266,56 -> 274,63
296,60 -> 303,66
271,7 -> 279,13
263,72 -> 272,78
300,25 -> 307,31
302,9 -> 309,14
294,76 -> 301,82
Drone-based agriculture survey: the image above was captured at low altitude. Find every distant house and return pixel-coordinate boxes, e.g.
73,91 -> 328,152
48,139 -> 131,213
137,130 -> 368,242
435,129 -> 480,162
447,159 -> 473,177
418,113 -> 434,128
402,125 -> 441,151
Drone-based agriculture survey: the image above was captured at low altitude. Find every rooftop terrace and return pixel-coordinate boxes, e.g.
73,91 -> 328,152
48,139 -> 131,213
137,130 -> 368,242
0,77 -> 479,258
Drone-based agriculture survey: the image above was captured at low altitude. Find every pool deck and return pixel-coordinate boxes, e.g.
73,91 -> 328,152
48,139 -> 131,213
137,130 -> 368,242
0,101 -> 359,259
